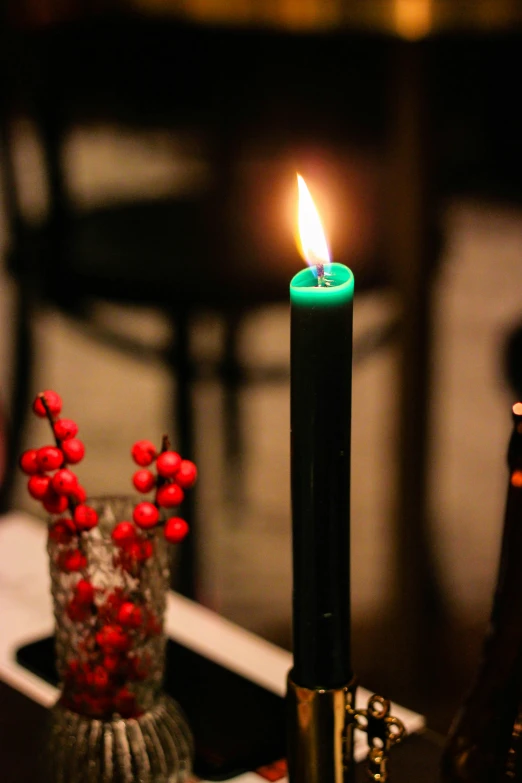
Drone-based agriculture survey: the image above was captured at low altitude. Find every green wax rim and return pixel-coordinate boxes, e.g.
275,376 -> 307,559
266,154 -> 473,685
290,263 -> 354,306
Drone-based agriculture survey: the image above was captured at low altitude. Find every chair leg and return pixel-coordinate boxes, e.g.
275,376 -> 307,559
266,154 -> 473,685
169,309 -> 197,599
221,312 -> 244,512
0,284 -> 34,513
385,40 -> 445,700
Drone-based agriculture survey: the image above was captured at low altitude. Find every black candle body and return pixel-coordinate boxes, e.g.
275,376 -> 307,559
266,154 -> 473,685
290,263 -> 354,689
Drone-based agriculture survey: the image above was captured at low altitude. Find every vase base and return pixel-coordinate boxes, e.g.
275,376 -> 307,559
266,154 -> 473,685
47,693 -> 193,783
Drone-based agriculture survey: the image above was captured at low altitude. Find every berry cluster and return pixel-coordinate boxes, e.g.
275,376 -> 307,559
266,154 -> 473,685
61,584 -> 162,719
20,390 -> 198,721
111,520 -> 155,579
131,438 -> 197,544
20,390 -> 95,526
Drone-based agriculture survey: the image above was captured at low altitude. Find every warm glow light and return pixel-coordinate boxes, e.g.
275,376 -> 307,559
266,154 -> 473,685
393,0 -> 432,40
296,174 -> 331,275
511,470 -> 522,488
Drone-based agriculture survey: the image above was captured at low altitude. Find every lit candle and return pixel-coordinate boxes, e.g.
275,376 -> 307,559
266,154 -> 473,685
290,175 -> 354,689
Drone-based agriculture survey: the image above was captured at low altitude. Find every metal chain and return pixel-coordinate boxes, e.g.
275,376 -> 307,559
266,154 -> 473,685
347,694 -> 405,781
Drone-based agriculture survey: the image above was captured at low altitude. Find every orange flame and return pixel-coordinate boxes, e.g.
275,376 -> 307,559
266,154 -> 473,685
296,174 -> 331,271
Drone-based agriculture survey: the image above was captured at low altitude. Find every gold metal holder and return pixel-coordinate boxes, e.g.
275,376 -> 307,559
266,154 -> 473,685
287,674 -> 405,783
287,673 -> 357,783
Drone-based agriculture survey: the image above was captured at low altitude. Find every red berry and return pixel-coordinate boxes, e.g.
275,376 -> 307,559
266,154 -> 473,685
111,521 -> 137,546
37,446 -> 63,471
103,653 -> 123,674
98,589 -> 125,622
53,418 -> 78,441
48,517 -> 76,544
19,449 -> 41,475
156,483 -> 184,508
176,460 -> 198,489
156,451 -> 182,478
49,524 -> 72,545
115,538 -> 152,574
51,469 -> 78,495
121,541 -> 143,568
164,517 -> 189,544
84,694 -> 111,718
96,625 -> 130,652
65,600 -> 82,622
64,659 -> 83,685
133,502 -> 159,529
145,613 -> 162,637
43,491 -> 69,514
132,469 -> 156,493
66,597 -> 90,622
75,579 -> 95,605
61,438 -> 85,464
105,587 -> 125,607
128,654 -> 149,681
131,440 -> 157,467
70,484 -> 87,503
58,549 -> 87,572
32,390 -> 62,418
116,550 -> 137,576
28,474 -> 51,500
114,687 -> 137,718
126,541 -> 143,559
117,602 -> 143,628
91,666 -> 110,692
74,504 -> 98,531
139,539 -> 154,561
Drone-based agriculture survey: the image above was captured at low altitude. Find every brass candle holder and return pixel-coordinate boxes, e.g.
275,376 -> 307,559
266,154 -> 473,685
287,675 -> 405,783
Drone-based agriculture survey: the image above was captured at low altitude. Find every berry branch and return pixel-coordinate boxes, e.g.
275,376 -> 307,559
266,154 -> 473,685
38,392 -> 61,448
154,434 -> 171,509
161,434 -> 170,452
37,392 -> 83,525
130,437 -> 197,544
21,390 -> 91,523
19,389 -> 198,720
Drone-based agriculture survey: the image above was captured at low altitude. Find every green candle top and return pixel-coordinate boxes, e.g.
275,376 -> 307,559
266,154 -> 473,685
290,263 -> 354,307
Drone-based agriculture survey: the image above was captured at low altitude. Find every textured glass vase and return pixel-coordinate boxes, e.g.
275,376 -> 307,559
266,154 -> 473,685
46,496 -> 193,783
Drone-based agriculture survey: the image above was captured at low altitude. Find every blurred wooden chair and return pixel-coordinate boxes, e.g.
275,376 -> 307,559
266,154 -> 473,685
0,8 -> 393,600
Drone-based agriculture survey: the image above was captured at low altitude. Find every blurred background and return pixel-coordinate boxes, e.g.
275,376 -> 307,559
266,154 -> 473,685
1,0 -> 522,737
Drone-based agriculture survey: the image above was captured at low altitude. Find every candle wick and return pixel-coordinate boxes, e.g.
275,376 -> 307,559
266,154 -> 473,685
316,263 -> 332,287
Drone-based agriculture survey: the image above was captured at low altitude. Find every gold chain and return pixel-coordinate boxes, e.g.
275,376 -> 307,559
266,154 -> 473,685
347,694 -> 405,781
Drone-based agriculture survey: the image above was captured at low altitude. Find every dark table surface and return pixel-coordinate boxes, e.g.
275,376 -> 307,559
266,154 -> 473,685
0,680 -> 443,783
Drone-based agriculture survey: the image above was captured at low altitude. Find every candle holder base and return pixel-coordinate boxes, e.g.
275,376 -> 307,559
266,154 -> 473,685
287,674 -> 357,783
286,674 -> 405,783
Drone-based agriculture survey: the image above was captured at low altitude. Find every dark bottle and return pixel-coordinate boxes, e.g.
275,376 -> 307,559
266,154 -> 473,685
441,403 -> 522,782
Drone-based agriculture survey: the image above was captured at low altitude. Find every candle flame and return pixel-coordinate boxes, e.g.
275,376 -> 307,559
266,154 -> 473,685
296,174 -> 331,276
